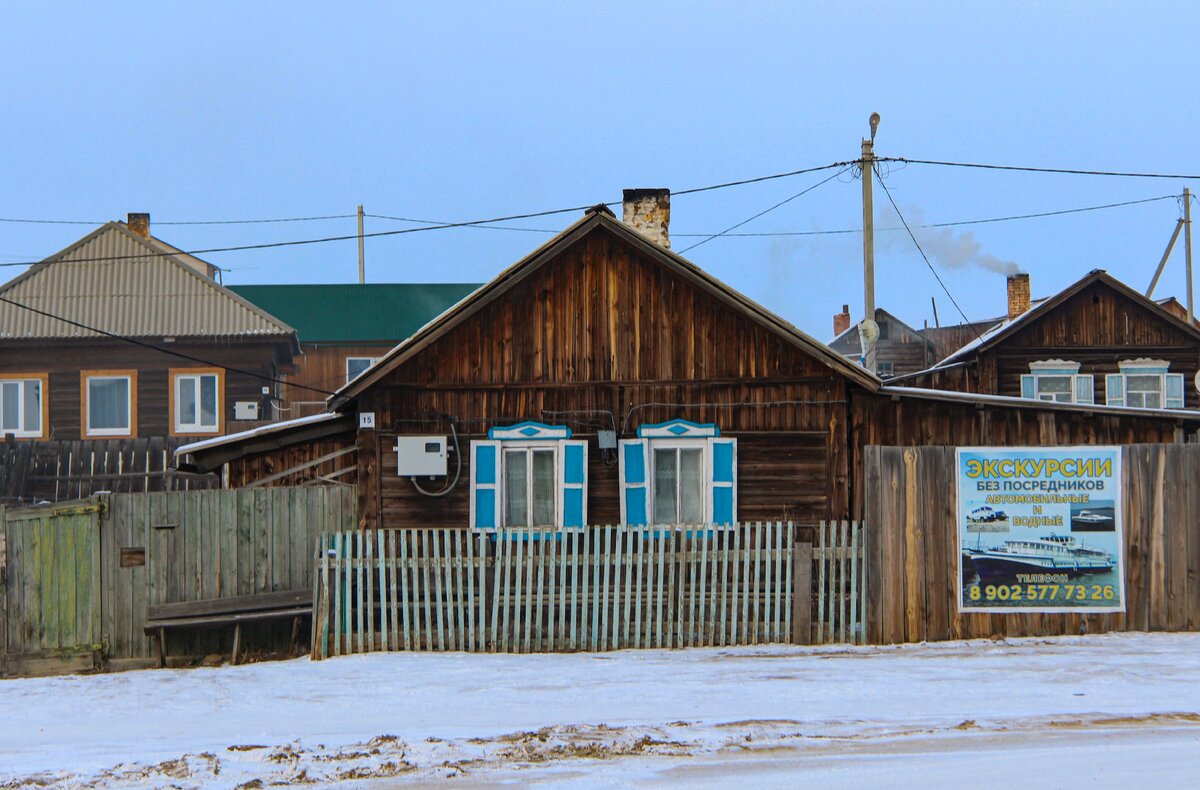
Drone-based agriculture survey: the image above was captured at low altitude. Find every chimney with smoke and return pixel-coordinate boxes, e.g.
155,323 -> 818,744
1007,273 -> 1030,321
127,212 -> 150,239
622,189 -> 670,248
834,304 -> 851,336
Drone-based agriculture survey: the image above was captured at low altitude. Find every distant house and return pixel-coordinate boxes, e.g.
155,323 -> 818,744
827,306 -> 937,378
227,284 -> 479,417
898,271 -> 1200,410
0,214 -> 298,440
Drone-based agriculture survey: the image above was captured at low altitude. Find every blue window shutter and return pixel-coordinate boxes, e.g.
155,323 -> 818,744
1166,373 -> 1185,409
710,438 -> 737,526
1106,374 -> 1125,407
619,439 -> 649,526
1021,375 -> 1035,399
560,440 -> 588,528
1074,375 -> 1094,405
470,441 -> 500,529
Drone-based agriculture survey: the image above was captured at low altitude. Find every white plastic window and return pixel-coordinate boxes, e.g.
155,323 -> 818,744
503,446 -> 557,527
175,373 -> 220,433
0,379 -> 42,437
87,376 -> 131,436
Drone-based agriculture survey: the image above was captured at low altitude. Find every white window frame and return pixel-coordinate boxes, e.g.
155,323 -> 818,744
0,376 -> 45,438
346,357 -> 381,383
648,438 -> 710,525
85,374 -> 133,437
499,440 -> 562,528
1108,359 -> 1183,409
173,372 -> 221,434
876,360 -> 895,378
1023,360 -> 1092,404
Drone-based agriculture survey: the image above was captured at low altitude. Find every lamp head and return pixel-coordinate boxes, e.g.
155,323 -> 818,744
869,112 -> 881,143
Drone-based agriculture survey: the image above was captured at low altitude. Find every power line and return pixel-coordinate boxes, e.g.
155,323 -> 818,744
0,293 -> 339,397
0,213 -> 357,226
673,194 -> 1178,237
872,165 -> 984,342
882,157 -> 1200,180
365,214 -> 558,233
677,170 -> 846,254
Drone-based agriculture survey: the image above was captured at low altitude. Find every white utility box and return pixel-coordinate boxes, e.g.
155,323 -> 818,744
394,436 -> 448,476
234,401 -> 260,420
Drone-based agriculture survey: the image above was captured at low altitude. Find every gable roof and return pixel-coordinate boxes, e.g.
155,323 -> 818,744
330,207 -> 881,408
827,307 -> 935,356
0,222 -> 296,343
934,269 -> 1200,368
228,283 -> 480,344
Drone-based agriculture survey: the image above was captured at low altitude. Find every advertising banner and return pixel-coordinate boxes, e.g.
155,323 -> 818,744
957,446 -> 1125,613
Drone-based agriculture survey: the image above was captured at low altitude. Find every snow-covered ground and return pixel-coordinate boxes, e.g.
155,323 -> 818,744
2,633 -> 1198,788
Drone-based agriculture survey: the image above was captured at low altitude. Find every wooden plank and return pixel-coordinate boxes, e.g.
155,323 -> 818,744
849,521 -> 860,644
464,529 -> 476,652
612,525 -> 624,650
477,533 -> 488,652
332,532 -> 343,656
399,530 -> 412,651
762,521 -> 774,643
420,529 -> 436,651
495,529 -> 508,652
376,530 -> 388,651
568,529 -> 579,651
534,529 -> 547,652
793,535 -> 811,644
590,527 -> 601,651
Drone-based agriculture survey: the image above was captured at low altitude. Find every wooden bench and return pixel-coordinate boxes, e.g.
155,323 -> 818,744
144,589 -> 312,667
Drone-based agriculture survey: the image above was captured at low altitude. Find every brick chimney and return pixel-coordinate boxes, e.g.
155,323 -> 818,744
834,304 -> 851,336
1007,273 -> 1030,321
622,189 -> 670,249
127,212 -> 150,239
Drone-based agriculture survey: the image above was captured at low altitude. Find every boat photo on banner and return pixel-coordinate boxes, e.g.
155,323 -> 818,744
956,446 -> 1125,614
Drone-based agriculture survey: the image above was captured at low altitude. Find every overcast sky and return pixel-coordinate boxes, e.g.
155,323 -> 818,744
3,2 -> 1198,339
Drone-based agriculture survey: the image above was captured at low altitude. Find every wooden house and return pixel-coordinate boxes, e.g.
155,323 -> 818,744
896,271 -> 1200,410
182,190 -> 1200,531
827,306 -> 938,378
228,284 -> 478,418
0,214 -> 298,441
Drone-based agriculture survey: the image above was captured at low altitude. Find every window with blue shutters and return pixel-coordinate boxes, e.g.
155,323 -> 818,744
1020,360 -> 1091,404
1106,359 -> 1186,409
469,422 -> 587,530
620,420 -> 737,526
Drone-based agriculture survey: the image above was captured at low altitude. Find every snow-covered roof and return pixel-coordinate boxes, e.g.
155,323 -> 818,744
881,385 -> 1200,422
174,412 -> 345,457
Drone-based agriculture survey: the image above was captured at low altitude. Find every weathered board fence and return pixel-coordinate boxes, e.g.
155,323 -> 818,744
864,443 -> 1200,644
813,520 -> 866,645
0,486 -> 357,677
313,523 -> 807,657
0,437 -> 216,505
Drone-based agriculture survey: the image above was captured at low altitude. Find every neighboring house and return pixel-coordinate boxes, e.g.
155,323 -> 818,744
0,214 -> 298,441
897,271 -> 1200,410
228,283 -> 478,418
182,190 -> 1200,530
827,306 -> 938,378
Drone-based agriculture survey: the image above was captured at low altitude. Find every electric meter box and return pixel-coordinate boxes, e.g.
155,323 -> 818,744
234,401 -> 260,420
394,436 -> 448,476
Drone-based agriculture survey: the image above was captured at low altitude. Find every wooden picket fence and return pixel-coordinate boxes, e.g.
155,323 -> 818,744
813,520 -> 866,645
312,522 -> 798,657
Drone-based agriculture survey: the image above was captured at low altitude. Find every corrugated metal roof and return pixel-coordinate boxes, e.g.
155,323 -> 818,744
228,283 -> 480,343
0,222 -> 295,341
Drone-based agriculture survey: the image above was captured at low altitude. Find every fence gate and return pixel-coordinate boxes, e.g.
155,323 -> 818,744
0,501 -> 104,676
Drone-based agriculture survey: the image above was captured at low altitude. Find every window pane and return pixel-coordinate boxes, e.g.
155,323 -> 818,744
1037,376 -> 1071,395
24,380 -> 40,432
679,448 -> 704,523
178,377 -> 197,425
1,382 -> 18,431
89,378 -> 129,431
1144,392 -> 1162,409
653,448 -> 677,524
505,451 -> 528,527
346,358 -> 373,382
531,450 -> 555,526
200,375 -> 218,427
1126,374 -> 1159,392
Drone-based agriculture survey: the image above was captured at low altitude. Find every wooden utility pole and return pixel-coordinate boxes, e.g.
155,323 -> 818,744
357,204 -> 366,284
861,113 -> 880,373
1185,188 -> 1193,323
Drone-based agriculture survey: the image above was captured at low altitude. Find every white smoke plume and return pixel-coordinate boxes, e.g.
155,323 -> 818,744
882,204 -> 1021,276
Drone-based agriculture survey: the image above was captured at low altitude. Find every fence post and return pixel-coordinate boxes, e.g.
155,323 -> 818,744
792,536 -> 812,644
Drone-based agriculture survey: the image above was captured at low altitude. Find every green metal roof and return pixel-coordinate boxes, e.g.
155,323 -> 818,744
227,283 -> 479,344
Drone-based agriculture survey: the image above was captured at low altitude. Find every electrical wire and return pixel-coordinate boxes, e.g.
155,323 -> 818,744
673,194 -> 1178,237
677,170 -> 846,254
881,157 -> 1200,180
872,165 -> 986,344
0,293 -> 340,397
